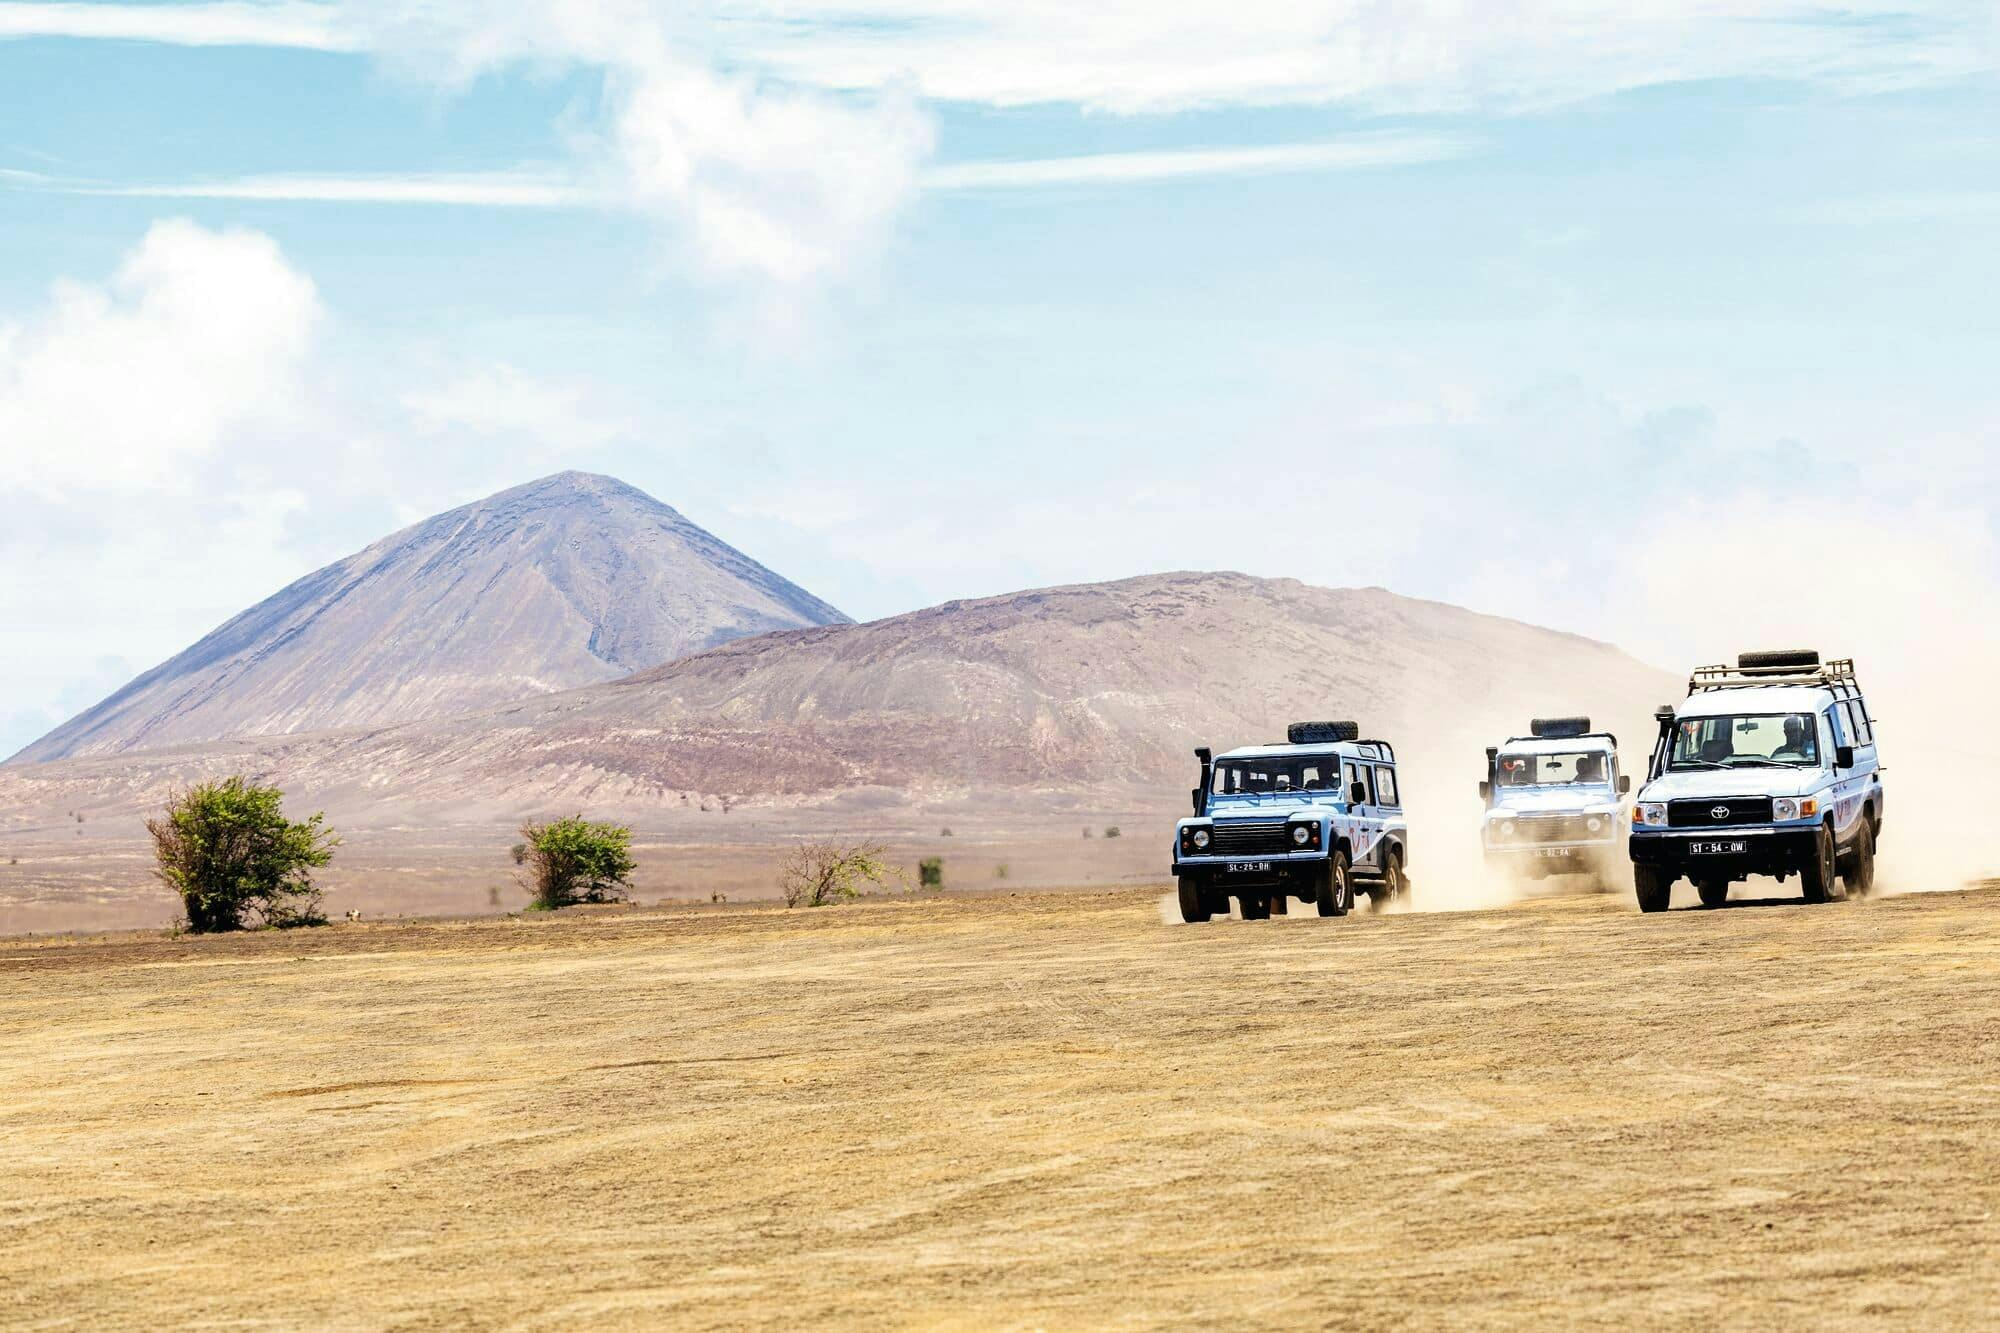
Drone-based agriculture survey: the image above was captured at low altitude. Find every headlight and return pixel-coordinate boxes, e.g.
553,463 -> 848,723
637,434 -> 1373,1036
1192,828 -> 1211,850
1774,798 -> 1819,822
1635,803 -> 1667,827
1585,816 -> 1603,833
1501,820 -> 1517,839
1292,825 -> 1311,846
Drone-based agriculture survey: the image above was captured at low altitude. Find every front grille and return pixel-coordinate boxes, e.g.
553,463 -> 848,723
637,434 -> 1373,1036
1506,814 -> 1610,844
1209,820 -> 1293,857
1669,797 -> 1774,828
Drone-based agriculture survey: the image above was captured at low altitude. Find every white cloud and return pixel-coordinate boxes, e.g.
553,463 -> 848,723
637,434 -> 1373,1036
84,170 -> 594,208
923,133 -> 1472,190
0,1 -> 354,49
0,219 -> 322,494
6,1 -> 1992,285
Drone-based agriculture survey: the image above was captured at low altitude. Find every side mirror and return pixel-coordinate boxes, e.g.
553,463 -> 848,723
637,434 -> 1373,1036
1835,745 -> 1855,770
1477,780 -> 1492,801
1349,782 -> 1369,807
1618,775 -> 1632,795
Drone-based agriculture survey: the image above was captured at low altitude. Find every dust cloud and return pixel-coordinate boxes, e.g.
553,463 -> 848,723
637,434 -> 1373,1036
1616,501 -> 2000,894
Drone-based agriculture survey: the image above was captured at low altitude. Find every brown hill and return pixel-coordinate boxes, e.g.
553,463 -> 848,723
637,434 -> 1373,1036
10,472 -> 848,765
0,573 -> 1673,826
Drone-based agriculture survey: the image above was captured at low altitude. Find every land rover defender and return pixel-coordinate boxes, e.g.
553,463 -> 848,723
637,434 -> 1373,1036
1172,721 -> 1410,923
1480,717 -> 1631,890
1628,651 -> 1885,912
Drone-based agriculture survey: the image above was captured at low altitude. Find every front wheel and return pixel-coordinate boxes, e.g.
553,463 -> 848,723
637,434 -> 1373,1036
1635,865 -> 1673,914
1800,822 -> 1840,903
1316,851 -> 1353,917
1177,876 -> 1211,924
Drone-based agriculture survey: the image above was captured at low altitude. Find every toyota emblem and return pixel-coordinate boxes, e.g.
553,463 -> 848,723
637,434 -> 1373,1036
1711,805 -> 1731,821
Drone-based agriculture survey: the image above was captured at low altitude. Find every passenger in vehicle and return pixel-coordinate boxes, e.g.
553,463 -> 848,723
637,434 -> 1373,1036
1574,753 -> 1605,784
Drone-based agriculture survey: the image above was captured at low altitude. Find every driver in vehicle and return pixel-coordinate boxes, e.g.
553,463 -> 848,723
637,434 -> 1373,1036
1772,715 -> 1813,763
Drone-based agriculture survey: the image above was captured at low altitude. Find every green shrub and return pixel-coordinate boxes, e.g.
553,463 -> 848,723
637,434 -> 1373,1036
919,857 -> 944,889
517,817 -> 637,910
146,778 -> 338,933
1103,826 -> 1122,839
780,842 -> 895,908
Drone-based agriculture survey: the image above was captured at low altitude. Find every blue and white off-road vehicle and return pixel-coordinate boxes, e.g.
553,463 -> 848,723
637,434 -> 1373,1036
1479,717 -> 1632,891
1171,721 -> 1410,923
1629,651 -> 1885,912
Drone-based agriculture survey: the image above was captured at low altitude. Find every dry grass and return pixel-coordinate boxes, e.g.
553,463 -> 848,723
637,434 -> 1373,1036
3,884 -> 1997,1328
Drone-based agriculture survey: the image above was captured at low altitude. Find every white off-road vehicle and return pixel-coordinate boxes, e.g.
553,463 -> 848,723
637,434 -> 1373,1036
1479,718 -> 1631,891
1628,651 -> 1885,912
1171,721 -> 1410,923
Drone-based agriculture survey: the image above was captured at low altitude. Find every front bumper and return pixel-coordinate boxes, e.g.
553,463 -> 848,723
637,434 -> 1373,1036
1173,851 -> 1326,889
1484,839 -> 1618,865
1629,828 -> 1818,876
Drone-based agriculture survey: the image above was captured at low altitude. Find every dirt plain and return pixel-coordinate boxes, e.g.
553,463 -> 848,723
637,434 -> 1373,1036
5,880 -> 1999,1328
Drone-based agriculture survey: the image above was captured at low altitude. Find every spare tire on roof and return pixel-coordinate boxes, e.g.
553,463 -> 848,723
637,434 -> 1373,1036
1288,721 -> 1359,745
1530,717 -> 1592,739
1739,649 -> 1820,670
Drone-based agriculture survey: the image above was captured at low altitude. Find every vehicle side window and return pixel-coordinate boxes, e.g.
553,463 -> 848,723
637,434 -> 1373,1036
1827,708 -> 1847,747
1374,765 -> 1400,808
1845,699 -> 1873,745
1343,761 -> 1372,805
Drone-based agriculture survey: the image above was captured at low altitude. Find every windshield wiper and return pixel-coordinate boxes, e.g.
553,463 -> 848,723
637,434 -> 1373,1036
1670,760 -> 1731,771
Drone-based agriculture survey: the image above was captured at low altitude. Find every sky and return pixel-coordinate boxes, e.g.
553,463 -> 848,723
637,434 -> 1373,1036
2,1 -> 1998,760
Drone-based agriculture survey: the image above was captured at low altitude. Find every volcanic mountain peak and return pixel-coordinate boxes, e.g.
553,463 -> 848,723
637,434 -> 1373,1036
11,472 -> 848,764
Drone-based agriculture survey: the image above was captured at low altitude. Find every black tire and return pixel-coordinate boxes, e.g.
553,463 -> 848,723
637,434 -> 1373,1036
1845,822 -> 1876,898
1288,720 -> 1359,744
1378,849 -> 1409,910
1696,878 -> 1729,909
1315,851 -> 1353,917
1738,649 -> 1820,670
1177,876 -> 1211,924
1800,821 -> 1840,903
1239,894 -> 1271,921
1635,865 -> 1673,914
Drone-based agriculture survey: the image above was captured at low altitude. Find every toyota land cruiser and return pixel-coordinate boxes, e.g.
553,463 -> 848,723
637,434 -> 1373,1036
1628,651 -> 1885,912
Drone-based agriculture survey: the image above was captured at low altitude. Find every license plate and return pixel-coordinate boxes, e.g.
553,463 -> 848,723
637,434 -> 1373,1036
1690,840 -> 1748,856
1225,861 -> 1273,874
1535,847 -> 1576,859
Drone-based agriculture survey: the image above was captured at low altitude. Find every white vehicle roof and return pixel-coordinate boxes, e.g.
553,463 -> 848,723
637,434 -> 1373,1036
1497,735 -> 1616,757
1676,684 -> 1840,718
1216,743 -> 1389,762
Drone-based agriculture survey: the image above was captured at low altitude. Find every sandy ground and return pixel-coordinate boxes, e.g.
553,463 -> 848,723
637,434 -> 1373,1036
4,884 -> 1998,1329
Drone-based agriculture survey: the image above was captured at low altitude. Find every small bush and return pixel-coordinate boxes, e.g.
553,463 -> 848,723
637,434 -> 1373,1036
1104,826 -> 1122,839
940,827 -> 954,837
994,863 -> 1009,880
147,777 -> 338,933
919,857 -> 944,889
780,842 -> 895,908
517,816 -> 637,910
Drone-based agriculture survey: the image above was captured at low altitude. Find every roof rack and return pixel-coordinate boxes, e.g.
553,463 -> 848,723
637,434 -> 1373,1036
1688,657 -> 1861,699
1503,731 -> 1619,750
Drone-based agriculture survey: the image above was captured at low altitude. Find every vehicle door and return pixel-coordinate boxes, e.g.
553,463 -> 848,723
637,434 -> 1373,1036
1827,703 -> 1871,843
1342,759 -> 1378,867
1372,763 -> 1405,859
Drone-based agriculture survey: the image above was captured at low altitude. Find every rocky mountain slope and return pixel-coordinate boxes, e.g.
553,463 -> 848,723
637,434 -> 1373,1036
0,573 -> 1674,823
11,472 -> 848,764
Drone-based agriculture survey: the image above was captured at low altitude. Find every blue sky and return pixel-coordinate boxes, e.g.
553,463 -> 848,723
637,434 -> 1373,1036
2,1 -> 1998,759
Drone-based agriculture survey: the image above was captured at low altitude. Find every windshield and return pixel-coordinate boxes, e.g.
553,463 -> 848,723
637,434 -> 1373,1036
1212,756 -> 1338,796
1670,713 -> 1820,770
1496,751 -> 1611,786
